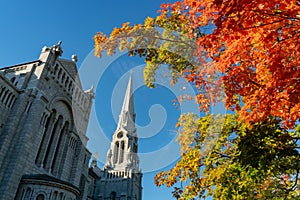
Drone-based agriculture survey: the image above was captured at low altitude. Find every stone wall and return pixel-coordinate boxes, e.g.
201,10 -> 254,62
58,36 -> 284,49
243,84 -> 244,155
0,43 -> 93,200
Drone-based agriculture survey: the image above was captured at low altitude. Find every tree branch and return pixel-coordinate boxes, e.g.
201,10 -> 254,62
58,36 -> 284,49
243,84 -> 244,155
288,168 -> 299,191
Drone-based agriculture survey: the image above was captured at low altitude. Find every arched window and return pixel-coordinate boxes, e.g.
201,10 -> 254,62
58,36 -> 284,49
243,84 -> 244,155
68,82 -> 73,92
1,89 -> 8,103
65,77 -> 69,87
114,142 -> 119,164
119,141 -> 125,163
8,95 -> 15,108
0,87 -> 5,96
59,192 -> 63,200
10,77 -> 16,84
4,92 -> 12,106
51,122 -> 69,173
52,191 -> 58,200
35,110 -> 56,165
24,188 -> 32,200
57,69 -> 62,79
54,64 -> 59,75
36,194 -> 45,200
110,192 -> 116,200
43,115 -> 63,168
61,73 -> 66,83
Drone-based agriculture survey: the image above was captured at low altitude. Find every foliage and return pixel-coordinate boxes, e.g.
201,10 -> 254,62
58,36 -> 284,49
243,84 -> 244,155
95,0 -> 300,127
94,10 -> 213,114
94,0 -> 300,199
154,114 -> 300,199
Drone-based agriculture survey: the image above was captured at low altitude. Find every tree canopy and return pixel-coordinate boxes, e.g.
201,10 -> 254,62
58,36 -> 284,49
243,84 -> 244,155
94,0 -> 300,199
155,114 -> 300,199
95,0 -> 300,127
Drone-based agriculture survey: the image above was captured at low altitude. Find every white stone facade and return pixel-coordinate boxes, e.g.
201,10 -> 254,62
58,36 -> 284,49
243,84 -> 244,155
88,75 -> 143,200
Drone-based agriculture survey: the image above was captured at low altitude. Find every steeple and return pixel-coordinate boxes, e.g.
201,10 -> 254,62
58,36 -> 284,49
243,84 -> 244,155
104,74 -> 140,172
96,74 -> 143,200
117,73 -> 136,131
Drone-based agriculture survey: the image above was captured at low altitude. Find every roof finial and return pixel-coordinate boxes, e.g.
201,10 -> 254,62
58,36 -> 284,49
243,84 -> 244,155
72,54 -> 78,62
51,41 -> 63,56
91,152 -> 98,167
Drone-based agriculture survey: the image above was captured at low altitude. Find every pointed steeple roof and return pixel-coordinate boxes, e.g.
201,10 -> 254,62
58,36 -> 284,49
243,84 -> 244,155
117,74 -> 136,130
104,74 -> 140,172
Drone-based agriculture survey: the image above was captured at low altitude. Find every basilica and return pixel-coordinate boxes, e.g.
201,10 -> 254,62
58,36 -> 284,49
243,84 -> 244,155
0,42 -> 142,200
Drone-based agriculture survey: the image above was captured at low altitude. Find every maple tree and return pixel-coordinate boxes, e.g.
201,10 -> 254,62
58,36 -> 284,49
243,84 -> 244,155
155,114 -> 300,199
94,0 -> 300,198
95,0 -> 300,127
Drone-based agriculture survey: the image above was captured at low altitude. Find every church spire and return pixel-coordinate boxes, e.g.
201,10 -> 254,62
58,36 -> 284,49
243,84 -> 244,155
104,74 -> 140,172
117,73 -> 135,131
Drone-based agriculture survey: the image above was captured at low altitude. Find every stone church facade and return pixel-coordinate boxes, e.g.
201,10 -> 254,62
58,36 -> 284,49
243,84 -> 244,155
0,42 -> 142,200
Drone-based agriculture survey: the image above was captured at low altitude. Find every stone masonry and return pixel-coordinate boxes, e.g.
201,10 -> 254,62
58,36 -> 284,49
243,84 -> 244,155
0,42 -> 94,200
0,42 -> 143,200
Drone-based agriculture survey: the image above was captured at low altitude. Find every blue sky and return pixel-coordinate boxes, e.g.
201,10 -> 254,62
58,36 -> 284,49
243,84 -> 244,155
0,0 -> 171,66
0,0 -> 195,199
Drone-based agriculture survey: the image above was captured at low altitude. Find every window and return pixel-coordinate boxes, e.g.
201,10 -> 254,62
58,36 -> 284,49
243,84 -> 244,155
24,188 -> 32,200
117,132 -> 123,138
119,141 -> 125,163
36,194 -> 45,200
10,77 -> 16,84
52,191 -> 58,200
110,192 -> 116,200
35,112 -> 53,165
43,116 -> 63,168
50,122 -> 68,173
114,142 -> 119,164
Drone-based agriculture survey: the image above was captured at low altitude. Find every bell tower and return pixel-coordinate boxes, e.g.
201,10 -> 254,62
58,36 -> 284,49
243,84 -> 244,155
93,74 -> 142,200
104,74 -> 139,172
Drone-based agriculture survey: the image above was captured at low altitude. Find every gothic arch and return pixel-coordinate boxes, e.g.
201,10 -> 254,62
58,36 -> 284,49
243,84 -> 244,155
110,191 -> 116,200
35,98 -> 75,173
35,193 -> 45,200
49,99 -> 73,121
